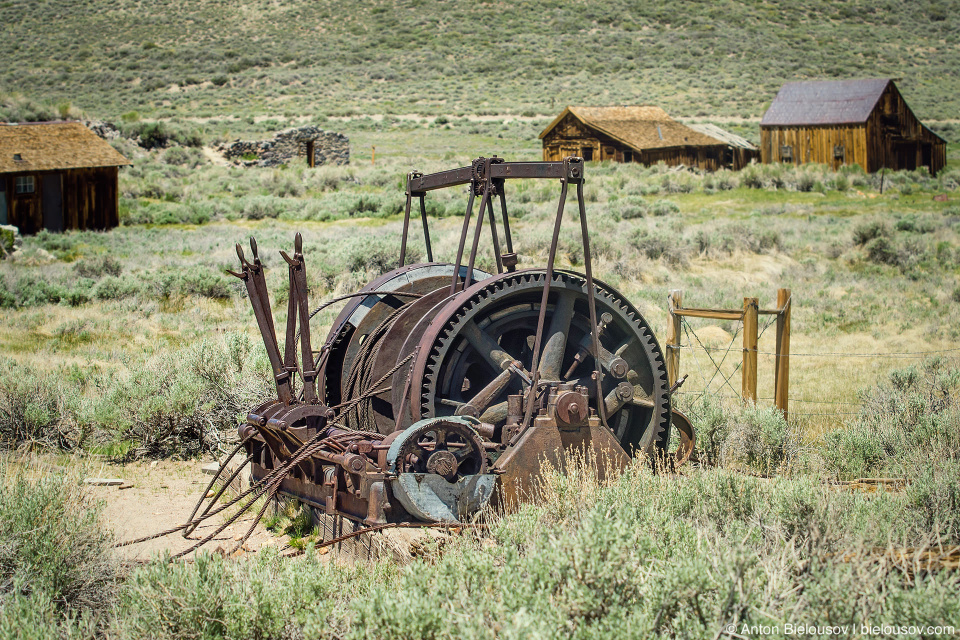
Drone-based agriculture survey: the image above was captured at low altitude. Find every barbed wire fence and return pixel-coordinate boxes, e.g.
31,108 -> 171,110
667,290 -> 958,422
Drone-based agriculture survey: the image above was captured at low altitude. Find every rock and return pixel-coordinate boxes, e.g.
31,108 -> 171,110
201,462 -> 221,475
0,225 -> 22,258
84,478 -> 126,486
217,125 -> 350,168
82,119 -> 122,141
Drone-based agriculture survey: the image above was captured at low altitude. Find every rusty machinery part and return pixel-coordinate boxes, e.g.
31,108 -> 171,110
215,156 -> 696,537
318,262 -> 489,410
406,269 -> 672,456
386,417 -> 495,522
670,408 -> 696,467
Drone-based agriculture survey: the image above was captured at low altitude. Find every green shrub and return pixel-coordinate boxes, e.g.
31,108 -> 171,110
0,359 -> 72,449
74,255 -> 122,279
852,220 -> 891,245
629,228 -> 686,265
34,230 -> 79,258
720,404 -> 797,474
618,195 -> 647,219
650,199 -> 680,216
823,359 -> 960,479
864,236 -> 899,265
93,275 -> 139,300
236,196 -> 286,220
0,464 -> 117,617
180,272 -> 231,299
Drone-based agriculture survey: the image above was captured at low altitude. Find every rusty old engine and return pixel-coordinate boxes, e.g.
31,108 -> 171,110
230,157 -> 693,527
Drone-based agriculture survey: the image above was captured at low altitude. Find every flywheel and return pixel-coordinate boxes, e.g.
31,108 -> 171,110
404,269 -> 672,455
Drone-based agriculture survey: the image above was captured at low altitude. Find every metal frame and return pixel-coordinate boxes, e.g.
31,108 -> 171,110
399,157 -> 607,431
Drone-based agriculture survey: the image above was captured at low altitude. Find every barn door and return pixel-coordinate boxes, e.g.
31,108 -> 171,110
41,174 -> 64,232
921,144 -> 932,172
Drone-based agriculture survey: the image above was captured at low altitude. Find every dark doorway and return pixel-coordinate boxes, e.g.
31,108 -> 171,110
0,181 -> 6,226
582,147 -> 593,161
895,143 -> 918,171
41,174 -> 64,232
921,143 -> 932,172
306,140 -> 316,167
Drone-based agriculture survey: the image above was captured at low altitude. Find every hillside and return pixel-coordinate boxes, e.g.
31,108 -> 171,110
1,0 -> 959,121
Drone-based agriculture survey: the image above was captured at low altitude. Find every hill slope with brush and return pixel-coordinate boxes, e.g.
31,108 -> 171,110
1,0 -> 958,120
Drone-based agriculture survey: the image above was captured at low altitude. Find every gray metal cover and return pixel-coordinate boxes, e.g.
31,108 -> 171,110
761,78 -> 891,127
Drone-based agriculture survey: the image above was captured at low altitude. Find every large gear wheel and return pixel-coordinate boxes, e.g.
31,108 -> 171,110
406,269 -> 672,455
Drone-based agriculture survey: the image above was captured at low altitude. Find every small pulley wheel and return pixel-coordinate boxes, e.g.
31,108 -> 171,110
388,417 -> 487,479
386,417 -> 495,523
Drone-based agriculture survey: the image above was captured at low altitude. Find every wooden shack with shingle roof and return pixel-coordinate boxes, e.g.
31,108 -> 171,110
760,78 -> 946,175
539,106 -> 758,171
0,122 -> 131,234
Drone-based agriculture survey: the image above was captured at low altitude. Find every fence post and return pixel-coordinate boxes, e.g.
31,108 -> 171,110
774,288 -> 791,420
666,290 -> 682,387
742,297 -> 758,403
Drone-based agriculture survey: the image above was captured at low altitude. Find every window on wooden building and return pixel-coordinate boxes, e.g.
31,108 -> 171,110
15,176 -> 34,194
834,145 -> 845,160
779,145 -> 793,161
582,147 -> 593,161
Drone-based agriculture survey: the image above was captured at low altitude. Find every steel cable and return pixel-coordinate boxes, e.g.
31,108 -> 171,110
115,353 -> 416,555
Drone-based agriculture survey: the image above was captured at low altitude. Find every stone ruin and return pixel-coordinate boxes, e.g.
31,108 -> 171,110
217,126 -> 349,168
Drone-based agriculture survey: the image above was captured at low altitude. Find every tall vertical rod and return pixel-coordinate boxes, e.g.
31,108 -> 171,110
465,181 -> 492,289
774,288 -> 791,421
498,189 -> 514,254
576,179 -> 609,429
742,297 -> 759,404
486,191 -> 503,274
419,195 -> 433,263
399,182 -> 413,267
519,175 -> 569,432
666,290 -> 683,388
450,187 -> 476,295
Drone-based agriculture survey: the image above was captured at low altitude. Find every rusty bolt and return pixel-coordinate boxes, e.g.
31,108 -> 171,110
556,391 -> 589,426
610,357 -> 629,379
345,455 -> 365,474
426,450 -> 458,480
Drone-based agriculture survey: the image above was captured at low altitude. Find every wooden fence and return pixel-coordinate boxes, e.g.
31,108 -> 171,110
665,288 -> 792,419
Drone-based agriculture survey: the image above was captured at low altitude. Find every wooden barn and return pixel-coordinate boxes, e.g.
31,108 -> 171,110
539,106 -> 759,171
760,78 -> 946,175
0,122 -> 130,234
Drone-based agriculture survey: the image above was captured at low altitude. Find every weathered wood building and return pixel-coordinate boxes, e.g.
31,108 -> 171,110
0,122 -> 130,234
539,106 -> 759,171
760,78 -> 946,175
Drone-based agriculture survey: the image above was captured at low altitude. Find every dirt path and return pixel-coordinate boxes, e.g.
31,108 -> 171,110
88,459 -> 287,562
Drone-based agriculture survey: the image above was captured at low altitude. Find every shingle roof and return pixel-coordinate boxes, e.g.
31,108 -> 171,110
540,106 -> 729,151
761,78 -> 891,126
686,123 -> 757,150
0,122 -> 130,173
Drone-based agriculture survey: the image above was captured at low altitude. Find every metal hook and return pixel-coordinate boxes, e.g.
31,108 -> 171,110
236,243 -> 253,269
279,250 -> 298,267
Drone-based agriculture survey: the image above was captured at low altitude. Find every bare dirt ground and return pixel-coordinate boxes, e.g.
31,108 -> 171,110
85,459 -> 288,562
10,452 -> 469,566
